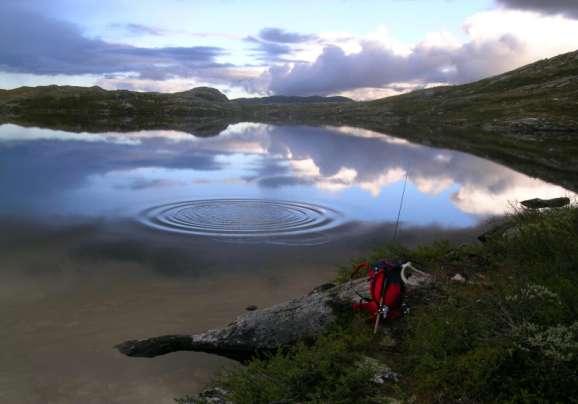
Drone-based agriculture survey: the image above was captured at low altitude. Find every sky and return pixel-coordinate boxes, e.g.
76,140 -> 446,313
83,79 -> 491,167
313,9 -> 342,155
1,0 -> 578,99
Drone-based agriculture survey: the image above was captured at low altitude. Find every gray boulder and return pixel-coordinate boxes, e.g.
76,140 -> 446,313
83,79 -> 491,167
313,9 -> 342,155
116,279 -> 368,361
521,197 -> 570,209
116,274 -> 431,361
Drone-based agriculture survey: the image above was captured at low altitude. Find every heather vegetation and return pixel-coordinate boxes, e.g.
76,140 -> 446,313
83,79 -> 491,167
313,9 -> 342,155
184,204 -> 578,403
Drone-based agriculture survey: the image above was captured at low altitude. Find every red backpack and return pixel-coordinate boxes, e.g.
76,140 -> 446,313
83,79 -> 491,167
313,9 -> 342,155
352,260 -> 405,321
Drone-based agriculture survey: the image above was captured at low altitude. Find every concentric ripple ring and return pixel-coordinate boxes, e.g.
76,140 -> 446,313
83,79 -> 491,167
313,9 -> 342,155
138,199 -> 343,238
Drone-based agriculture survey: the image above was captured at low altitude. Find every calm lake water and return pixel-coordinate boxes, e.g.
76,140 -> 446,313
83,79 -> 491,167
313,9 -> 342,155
0,122 -> 572,403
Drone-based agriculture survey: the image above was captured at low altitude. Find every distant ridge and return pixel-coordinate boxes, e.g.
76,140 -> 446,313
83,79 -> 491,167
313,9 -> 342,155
233,95 -> 353,105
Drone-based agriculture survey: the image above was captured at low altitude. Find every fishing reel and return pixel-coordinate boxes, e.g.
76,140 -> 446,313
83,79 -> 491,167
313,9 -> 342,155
377,304 -> 390,319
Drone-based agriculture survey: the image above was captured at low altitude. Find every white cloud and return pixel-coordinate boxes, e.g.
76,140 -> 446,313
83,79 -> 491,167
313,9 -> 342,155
464,9 -> 578,60
289,158 -> 321,177
359,168 -> 406,197
2,2 -> 577,99
254,9 -> 578,96
452,180 -> 572,215
414,176 -> 454,196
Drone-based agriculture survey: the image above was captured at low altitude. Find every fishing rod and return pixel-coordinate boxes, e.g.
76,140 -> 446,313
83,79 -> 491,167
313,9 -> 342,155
352,171 -> 432,333
373,172 -> 409,333
392,172 -> 409,243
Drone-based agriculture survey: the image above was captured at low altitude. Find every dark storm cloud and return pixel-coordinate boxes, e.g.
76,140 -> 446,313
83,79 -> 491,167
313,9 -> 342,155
265,35 -> 526,95
0,2 -> 225,78
497,0 -> 578,18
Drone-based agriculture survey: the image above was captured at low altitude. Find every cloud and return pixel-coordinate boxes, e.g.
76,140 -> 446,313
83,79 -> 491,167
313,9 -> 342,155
246,38 -> 294,57
337,83 -> 435,101
497,0 -> 578,18
0,129 -> 226,210
96,66 -> 265,96
2,1 -> 577,98
245,27 -> 318,62
254,125 -> 572,216
0,2 -> 226,79
113,23 -> 166,36
258,28 -> 318,44
114,178 -> 184,190
258,176 -> 313,188
262,35 -> 526,95
257,9 -> 578,96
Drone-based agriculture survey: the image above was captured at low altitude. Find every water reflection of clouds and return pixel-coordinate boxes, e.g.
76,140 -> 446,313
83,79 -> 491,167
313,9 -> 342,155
256,125 -> 572,214
0,123 -> 572,222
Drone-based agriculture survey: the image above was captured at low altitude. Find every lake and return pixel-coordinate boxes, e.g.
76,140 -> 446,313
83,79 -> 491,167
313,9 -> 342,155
0,122 -> 572,403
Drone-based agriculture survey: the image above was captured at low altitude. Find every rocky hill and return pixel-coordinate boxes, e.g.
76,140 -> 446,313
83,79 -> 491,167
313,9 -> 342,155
0,84 -> 234,120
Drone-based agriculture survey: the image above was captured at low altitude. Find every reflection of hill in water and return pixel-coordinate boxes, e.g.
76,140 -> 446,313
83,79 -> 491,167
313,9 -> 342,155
3,114 -> 577,194
0,123 -> 573,223
0,115 -> 233,137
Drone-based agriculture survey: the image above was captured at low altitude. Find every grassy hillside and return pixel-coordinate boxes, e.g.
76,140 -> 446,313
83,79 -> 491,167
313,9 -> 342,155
364,49 -> 578,132
0,85 -> 236,120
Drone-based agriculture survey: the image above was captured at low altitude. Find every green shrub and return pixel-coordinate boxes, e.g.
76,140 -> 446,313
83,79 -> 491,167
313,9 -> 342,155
401,206 -> 578,403
489,205 -> 578,270
219,323 -> 383,404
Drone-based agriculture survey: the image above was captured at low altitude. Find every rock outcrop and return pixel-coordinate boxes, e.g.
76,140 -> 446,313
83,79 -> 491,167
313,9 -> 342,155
479,197 -> 573,242
521,197 -> 571,209
117,271 -> 432,361
116,280 -> 365,361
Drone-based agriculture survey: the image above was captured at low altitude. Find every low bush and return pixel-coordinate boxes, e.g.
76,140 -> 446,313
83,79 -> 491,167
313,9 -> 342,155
183,205 -> 578,403
218,321 -> 385,404
402,205 -> 578,403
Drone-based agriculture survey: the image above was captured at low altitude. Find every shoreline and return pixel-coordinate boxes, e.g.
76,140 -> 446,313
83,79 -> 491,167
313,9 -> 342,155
170,202 -> 578,403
